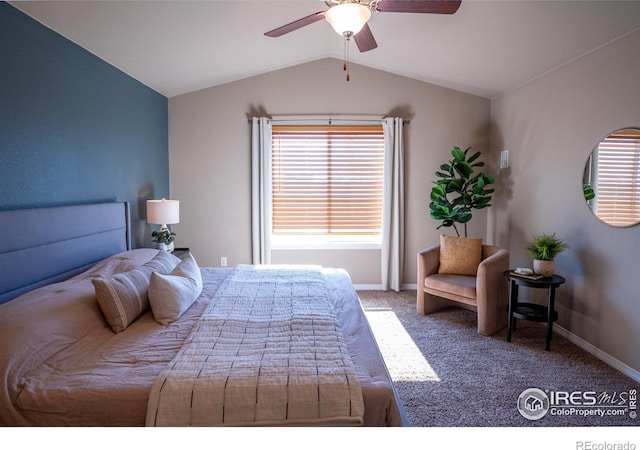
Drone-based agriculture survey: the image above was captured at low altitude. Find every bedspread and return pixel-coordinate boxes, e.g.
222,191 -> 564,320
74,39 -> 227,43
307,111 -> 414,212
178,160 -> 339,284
145,265 -> 364,426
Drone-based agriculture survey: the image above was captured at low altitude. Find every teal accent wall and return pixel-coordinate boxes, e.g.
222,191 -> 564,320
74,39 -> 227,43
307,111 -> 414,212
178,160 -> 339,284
0,3 -> 169,247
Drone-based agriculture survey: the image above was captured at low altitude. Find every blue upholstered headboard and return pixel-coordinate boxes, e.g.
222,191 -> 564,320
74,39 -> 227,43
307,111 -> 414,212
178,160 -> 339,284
0,202 -> 131,304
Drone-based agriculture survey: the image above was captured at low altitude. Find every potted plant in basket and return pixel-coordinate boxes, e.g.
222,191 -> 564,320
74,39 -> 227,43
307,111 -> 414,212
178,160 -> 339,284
525,233 -> 569,277
152,229 -> 176,253
429,146 -> 495,237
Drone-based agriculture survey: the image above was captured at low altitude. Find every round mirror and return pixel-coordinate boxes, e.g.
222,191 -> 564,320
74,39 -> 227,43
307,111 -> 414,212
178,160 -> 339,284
583,127 -> 640,227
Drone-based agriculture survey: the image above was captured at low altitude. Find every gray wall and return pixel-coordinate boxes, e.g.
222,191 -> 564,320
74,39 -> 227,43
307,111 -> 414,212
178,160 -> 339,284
168,58 -> 491,285
490,29 -> 640,374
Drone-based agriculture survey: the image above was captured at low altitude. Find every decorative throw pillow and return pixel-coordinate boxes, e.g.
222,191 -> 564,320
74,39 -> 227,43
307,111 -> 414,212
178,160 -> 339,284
93,251 -> 179,333
437,234 -> 483,276
142,250 -> 181,274
148,252 -> 203,325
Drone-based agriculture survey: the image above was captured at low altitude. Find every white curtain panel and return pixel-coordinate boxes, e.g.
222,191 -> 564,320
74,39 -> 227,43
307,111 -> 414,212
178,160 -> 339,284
381,118 -> 405,291
251,115 -> 404,288
250,117 -> 272,265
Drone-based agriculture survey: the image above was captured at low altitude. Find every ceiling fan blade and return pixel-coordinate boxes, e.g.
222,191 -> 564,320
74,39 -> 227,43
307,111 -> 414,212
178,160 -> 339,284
264,11 -> 326,37
375,0 -> 461,14
354,23 -> 378,52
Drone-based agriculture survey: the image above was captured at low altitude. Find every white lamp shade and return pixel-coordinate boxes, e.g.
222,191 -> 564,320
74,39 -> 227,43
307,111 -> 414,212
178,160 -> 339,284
147,198 -> 179,226
325,3 -> 371,36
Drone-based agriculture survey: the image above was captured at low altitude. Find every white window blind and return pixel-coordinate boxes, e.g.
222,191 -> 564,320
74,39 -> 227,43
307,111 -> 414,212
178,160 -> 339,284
596,129 -> 640,226
271,124 -> 384,236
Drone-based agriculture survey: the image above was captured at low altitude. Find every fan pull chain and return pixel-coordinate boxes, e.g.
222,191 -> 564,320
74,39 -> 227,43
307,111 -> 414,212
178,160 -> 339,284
343,34 -> 351,82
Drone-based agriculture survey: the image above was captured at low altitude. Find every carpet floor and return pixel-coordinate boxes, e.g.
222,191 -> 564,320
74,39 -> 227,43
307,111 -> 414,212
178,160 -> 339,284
357,290 -> 639,428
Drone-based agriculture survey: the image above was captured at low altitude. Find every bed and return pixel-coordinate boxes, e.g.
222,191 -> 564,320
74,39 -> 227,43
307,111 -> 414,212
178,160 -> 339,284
0,202 -> 406,427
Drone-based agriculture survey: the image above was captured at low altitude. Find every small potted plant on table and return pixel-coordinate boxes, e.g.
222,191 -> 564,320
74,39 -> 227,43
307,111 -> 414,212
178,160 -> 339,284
525,233 -> 569,277
152,229 -> 176,253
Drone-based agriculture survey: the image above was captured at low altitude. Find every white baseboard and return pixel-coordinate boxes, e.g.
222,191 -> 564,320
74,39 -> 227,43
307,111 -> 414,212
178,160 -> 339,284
554,325 -> 640,383
353,284 -> 383,290
353,283 -> 418,291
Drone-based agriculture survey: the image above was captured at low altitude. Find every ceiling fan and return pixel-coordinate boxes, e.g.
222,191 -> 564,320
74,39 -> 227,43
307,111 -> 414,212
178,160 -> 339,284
264,0 -> 461,80
265,0 -> 462,52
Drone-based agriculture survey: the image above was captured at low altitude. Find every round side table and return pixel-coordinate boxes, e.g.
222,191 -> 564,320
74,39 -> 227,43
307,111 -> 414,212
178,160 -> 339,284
504,270 -> 566,351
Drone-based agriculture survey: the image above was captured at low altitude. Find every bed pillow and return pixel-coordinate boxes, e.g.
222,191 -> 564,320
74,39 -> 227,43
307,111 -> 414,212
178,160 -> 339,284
437,234 -> 482,276
148,252 -> 203,325
76,248 -> 165,280
92,251 -> 179,333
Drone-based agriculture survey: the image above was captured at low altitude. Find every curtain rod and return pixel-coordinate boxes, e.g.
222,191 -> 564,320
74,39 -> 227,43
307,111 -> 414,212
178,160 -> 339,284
249,116 -> 410,125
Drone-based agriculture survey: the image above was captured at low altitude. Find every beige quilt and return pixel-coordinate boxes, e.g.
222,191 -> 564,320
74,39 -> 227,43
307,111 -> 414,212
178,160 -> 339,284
145,265 -> 364,426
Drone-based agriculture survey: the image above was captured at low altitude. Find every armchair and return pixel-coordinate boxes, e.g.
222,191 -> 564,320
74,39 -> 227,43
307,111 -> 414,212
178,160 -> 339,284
417,244 -> 509,336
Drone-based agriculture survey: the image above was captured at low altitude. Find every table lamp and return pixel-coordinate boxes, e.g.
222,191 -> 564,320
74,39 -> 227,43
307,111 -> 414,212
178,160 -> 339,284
146,198 -> 179,251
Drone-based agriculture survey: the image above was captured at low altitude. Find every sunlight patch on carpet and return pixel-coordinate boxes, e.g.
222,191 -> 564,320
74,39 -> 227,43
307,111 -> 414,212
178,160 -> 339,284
365,307 -> 440,382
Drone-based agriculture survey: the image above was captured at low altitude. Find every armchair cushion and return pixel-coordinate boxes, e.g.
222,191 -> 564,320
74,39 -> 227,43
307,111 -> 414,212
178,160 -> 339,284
424,273 -> 477,300
437,234 -> 482,276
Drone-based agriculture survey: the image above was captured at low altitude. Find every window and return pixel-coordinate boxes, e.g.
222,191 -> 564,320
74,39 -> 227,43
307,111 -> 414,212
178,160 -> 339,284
270,124 -> 385,247
593,129 -> 640,226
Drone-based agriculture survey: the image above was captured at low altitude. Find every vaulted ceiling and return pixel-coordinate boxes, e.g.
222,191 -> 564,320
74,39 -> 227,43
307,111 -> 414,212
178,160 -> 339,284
11,1 -> 640,98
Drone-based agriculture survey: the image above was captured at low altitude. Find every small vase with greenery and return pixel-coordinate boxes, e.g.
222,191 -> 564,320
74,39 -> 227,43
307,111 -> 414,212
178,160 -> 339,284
152,229 -> 176,252
429,146 -> 495,237
525,233 -> 569,276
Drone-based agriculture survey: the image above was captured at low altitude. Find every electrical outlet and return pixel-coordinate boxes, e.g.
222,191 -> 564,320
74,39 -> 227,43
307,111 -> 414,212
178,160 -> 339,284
220,256 -> 227,267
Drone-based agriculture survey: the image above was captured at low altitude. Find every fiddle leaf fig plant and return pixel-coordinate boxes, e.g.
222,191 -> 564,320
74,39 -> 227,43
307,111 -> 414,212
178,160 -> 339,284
429,146 -> 495,237
583,182 -> 595,201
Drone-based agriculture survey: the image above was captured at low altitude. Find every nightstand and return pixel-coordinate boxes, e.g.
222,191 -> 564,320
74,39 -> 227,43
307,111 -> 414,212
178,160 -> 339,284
504,270 -> 566,351
172,247 -> 190,260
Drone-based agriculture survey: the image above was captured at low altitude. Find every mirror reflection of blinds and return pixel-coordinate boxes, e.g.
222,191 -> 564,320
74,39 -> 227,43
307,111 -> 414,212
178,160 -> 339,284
596,130 -> 640,227
271,125 -> 384,235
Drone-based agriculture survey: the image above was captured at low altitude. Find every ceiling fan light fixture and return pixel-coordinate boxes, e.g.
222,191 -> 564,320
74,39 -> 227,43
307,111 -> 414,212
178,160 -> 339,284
325,3 -> 372,36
